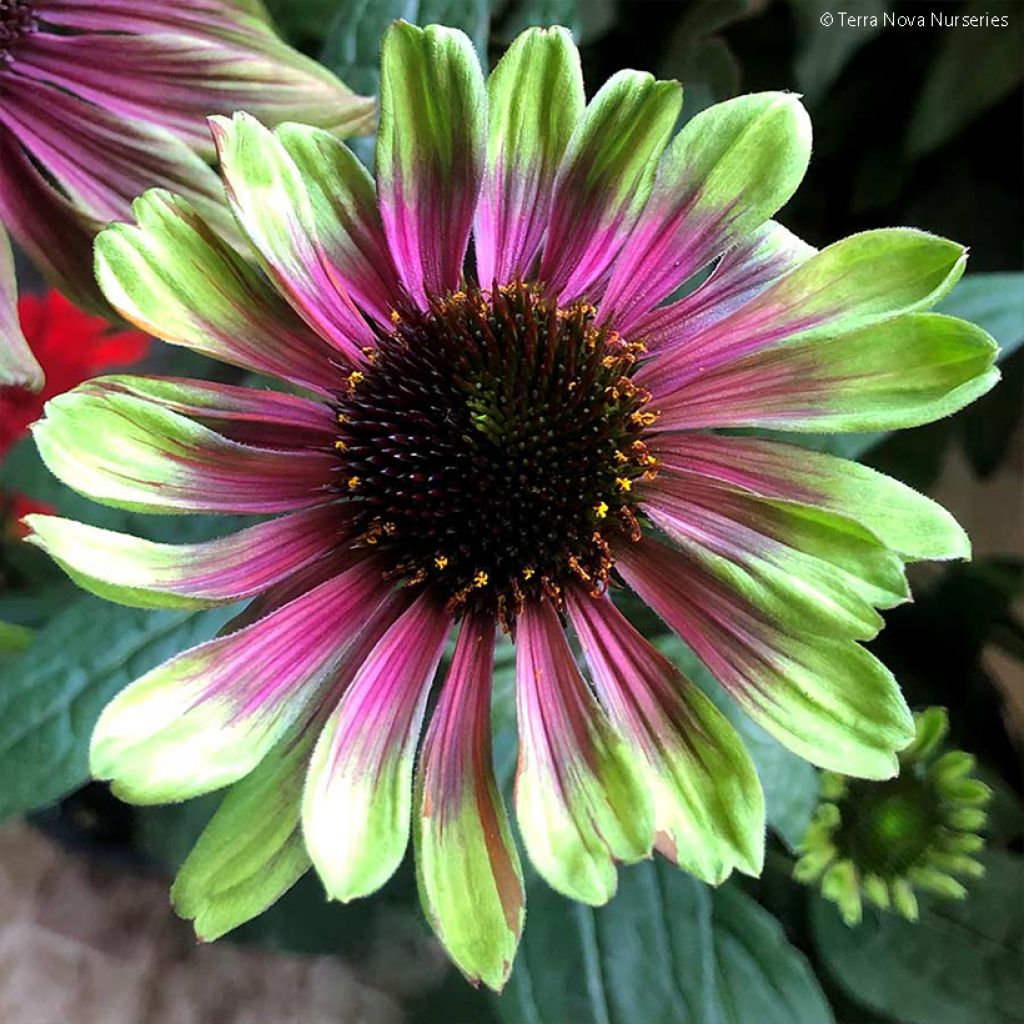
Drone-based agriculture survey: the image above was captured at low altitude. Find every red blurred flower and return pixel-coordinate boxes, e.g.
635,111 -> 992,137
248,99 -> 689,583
0,289 -> 149,456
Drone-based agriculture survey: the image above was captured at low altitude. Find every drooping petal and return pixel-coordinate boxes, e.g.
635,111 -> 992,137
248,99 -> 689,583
376,22 -> 486,306
171,732 -> 314,941
416,615 -> 523,991
641,229 -> 968,398
538,70 -> 681,303
0,224 -> 43,390
0,75 -> 236,240
649,313 -> 999,433
17,9 -> 374,161
94,190 -> 342,392
649,433 -> 970,561
209,113 -> 375,357
33,387 -> 336,515
171,590 -> 405,942
275,122 -> 404,325
599,93 -> 812,335
0,131 -> 107,313
474,26 -> 583,287
514,599 -> 653,905
24,505 -> 348,609
303,592 -> 453,902
567,590 -> 765,884
617,537 -> 915,779
90,557 -> 390,804
632,221 -> 816,352
75,375 -> 338,449
639,471 -> 909,641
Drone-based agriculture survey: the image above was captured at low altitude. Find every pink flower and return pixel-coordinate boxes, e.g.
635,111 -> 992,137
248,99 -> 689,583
27,23 -> 998,990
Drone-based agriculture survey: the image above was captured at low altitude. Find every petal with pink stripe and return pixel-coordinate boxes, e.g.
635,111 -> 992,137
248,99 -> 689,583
303,593 -> 453,902
17,20 -> 374,160
0,75 -> 235,240
514,600 -> 653,905
24,505 -> 349,609
77,376 -> 338,449
617,537 -> 915,780
376,23 -> 486,307
640,228 -> 967,399
33,388 -> 336,515
0,131 -> 108,313
648,312 -> 998,434
649,433 -> 970,562
568,590 -> 764,884
276,123 -> 404,326
538,71 -> 681,303
0,223 -> 42,390
210,113 -> 375,360
95,191 -> 342,394
639,470 -> 909,640
172,593 -> 406,942
474,27 -> 583,287
416,615 -> 524,991
90,558 -> 390,804
632,221 -> 815,352
599,93 -> 811,336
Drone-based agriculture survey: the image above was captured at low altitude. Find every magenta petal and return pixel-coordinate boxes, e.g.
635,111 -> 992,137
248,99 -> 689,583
81,376 -> 339,449
0,224 -> 43,390
630,222 -> 816,352
0,133 -> 107,312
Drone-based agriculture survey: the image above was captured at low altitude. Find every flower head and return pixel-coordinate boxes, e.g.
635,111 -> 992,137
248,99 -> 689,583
795,707 -> 991,925
0,0 -> 373,328
28,23 -> 999,990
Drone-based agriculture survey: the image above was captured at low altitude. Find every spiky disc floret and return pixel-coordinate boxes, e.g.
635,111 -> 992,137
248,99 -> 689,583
795,707 -> 991,925
333,282 -> 657,624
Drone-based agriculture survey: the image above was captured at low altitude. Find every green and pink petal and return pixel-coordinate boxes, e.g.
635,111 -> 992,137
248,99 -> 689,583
568,591 -> 764,884
514,600 -> 653,905
617,537 -> 915,779
90,557 -> 391,804
415,616 -> 524,991
303,593 -> 452,903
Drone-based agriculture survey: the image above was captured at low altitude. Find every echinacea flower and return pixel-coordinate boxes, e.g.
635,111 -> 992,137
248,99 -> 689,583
795,707 -> 991,925
1,285 -> 149,457
0,0 -> 373,333
27,23 -> 999,990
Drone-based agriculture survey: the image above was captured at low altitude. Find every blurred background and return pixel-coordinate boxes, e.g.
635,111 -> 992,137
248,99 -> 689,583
1,1 -> 1021,1022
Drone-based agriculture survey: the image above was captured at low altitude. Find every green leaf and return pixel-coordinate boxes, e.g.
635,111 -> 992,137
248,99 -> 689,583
0,595 -> 236,822
495,861 -> 834,1024
811,849 -> 1024,1024
494,0 -> 617,45
321,0 -> 490,96
655,634 -> 819,850
907,0 -> 1024,156
790,0 -> 888,103
0,620 -> 33,658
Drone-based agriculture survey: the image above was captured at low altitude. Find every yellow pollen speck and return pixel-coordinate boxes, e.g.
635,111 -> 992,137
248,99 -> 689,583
347,370 -> 364,389
594,501 -> 609,519
632,411 -> 658,427
390,309 -> 401,324
434,555 -> 449,569
613,449 -> 628,464
522,567 -> 535,580
337,412 -> 348,424
615,476 -> 633,492
347,476 -> 361,490
473,570 -> 489,588
568,380 -> 578,391
334,439 -> 347,451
